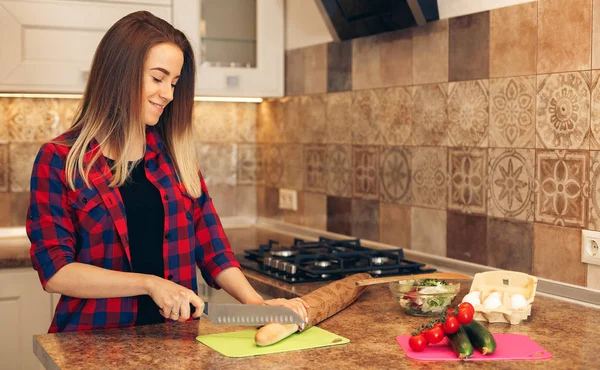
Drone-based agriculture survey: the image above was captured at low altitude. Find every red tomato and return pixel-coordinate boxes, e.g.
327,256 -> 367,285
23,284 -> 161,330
459,302 -> 475,316
443,315 -> 460,334
446,307 -> 456,316
457,307 -> 474,325
408,333 -> 428,352
424,326 -> 445,344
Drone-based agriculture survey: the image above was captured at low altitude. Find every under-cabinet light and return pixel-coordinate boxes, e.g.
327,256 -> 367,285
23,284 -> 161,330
0,93 -> 263,103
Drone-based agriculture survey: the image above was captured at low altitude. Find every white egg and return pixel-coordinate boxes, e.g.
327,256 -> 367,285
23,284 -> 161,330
462,291 -> 481,306
483,293 -> 502,310
511,294 -> 528,309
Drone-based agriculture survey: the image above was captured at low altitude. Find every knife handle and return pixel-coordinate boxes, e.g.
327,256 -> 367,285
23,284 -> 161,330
202,302 -> 209,315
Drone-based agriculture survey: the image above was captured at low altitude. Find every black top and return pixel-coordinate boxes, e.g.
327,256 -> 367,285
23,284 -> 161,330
108,158 -> 165,326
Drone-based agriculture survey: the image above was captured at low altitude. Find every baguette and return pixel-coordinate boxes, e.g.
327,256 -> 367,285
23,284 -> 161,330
254,323 -> 298,346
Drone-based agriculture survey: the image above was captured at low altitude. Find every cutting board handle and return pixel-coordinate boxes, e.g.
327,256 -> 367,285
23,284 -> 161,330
355,272 -> 471,287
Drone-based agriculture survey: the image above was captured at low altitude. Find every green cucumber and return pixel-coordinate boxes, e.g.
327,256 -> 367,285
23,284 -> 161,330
447,326 -> 474,359
463,320 -> 497,355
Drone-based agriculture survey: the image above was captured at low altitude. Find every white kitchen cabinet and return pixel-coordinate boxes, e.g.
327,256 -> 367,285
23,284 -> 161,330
174,0 -> 284,97
0,0 -> 172,93
0,268 -> 52,370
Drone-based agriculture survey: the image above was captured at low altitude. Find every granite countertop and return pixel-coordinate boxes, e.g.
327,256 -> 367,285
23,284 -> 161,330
34,267 -> 600,369
0,235 -> 31,268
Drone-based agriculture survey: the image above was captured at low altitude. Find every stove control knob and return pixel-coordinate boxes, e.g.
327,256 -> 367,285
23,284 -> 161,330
279,261 -> 288,272
286,264 -> 297,275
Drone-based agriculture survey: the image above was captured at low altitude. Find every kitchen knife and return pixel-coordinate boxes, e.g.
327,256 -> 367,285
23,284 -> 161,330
202,303 -> 304,326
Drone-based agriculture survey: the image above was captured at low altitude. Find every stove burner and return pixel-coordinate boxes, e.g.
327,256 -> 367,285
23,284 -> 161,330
371,256 -> 389,265
241,236 -> 436,284
269,249 -> 298,257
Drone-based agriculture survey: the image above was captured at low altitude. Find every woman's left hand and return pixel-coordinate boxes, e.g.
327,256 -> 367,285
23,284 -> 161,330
263,297 -> 310,329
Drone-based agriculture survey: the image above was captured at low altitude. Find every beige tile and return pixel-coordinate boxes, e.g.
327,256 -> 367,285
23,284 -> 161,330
0,144 -> 8,192
303,192 -> 327,230
590,71 -> 600,148
411,83 -> 448,146
196,144 -> 237,186
57,98 -> 81,132
447,80 -> 489,147
237,144 -> 258,185
533,223 -> 586,286
235,103 -> 257,143
256,185 -> 266,217
281,144 -> 304,191
327,195 -> 352,235
353,146 -> 379,200
351,90 -> 382,145
327,144 -> 352,197
536,150 -> 589,227
489,2 -> 537,78
587,264 -> 600,289
0,98 -> 8,142
9,143 -> 40,192
300,95 -> 327,144
411,207 -> 446,257
303,44 -> 327,94
588,151 -> 600,230
236,185 -> 256,218
352,35 -> 380,90
488,148 -> 535,222
286,48 -> 304,96
352,29 -> 412,90
379,87 -> 412,146
412,19 -> 449,85
193,102 -> 236,143
263,145 -> 283,187
379,203 -> 410,249
304,145 -> 327,193
0,193 -> 11,226
10,192 -> 29,226
379,146 -> 410,205
256,99 -> 283,144
536,72 -> 591,149
594,0 -> 600,69
282,97 -> 302,144
448,148 -> 487,215
209,185 -> 237,217
8,98 -> 61,142
449,12 -> 490,82
411,147 -> 447,210
327,41 -> 352,92
264,187 -> 283,220
326,92 -> 352,144
538,0 -> 592,74
489,76 -> 536,148
378,29 -> 412,88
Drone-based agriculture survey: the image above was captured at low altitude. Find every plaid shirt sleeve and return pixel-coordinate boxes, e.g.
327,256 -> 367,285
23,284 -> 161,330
27,143 -> 77,289
193,171 -> 240,288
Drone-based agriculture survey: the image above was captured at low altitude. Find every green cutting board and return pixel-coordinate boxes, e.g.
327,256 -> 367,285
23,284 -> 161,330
196,326 -> 349,358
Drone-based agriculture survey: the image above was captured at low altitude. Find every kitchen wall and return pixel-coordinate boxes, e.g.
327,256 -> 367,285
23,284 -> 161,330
0,98 -> 257,227
257,0 -> 600,289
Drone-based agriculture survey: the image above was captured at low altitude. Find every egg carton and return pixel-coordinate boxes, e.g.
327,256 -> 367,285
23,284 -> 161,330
465,271 -> 538,325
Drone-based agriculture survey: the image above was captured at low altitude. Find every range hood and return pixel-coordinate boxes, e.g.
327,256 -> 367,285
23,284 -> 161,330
316,0 -> 536,41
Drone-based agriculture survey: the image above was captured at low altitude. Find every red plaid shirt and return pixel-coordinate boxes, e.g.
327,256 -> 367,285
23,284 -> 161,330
27,126 -> 240,333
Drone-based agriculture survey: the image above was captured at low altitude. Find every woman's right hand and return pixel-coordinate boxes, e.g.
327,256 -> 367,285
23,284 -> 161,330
145,275 -> 205,322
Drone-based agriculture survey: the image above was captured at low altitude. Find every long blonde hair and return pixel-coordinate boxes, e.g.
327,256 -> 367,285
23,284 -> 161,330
61,11 -> 201,198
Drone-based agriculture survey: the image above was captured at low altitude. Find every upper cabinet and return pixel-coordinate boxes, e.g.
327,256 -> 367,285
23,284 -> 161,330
0,0 -> 172,93
173,0 -> 284,97
0,0 -> 283,97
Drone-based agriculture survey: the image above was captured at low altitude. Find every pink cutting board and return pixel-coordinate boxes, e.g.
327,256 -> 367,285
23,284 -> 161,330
396,334 -> 552,361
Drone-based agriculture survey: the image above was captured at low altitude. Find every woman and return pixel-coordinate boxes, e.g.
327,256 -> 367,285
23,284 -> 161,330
27,11 -> 307,333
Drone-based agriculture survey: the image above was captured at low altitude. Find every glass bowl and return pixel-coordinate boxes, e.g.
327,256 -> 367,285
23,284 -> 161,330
389,279 -> 461,317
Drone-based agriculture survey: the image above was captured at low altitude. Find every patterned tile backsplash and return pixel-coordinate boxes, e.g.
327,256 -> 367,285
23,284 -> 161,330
268,0 -> 600,289
0,98 -> 257,228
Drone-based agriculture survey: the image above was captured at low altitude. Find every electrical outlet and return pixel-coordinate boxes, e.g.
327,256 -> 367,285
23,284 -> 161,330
582,229 -> 600,266
278,188 -> 297,211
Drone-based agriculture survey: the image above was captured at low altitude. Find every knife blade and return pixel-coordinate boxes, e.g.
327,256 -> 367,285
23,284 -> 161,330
202,303 -> 304,326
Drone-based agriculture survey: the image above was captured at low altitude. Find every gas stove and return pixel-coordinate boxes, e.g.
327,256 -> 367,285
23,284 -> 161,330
240,236 -> 436,284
